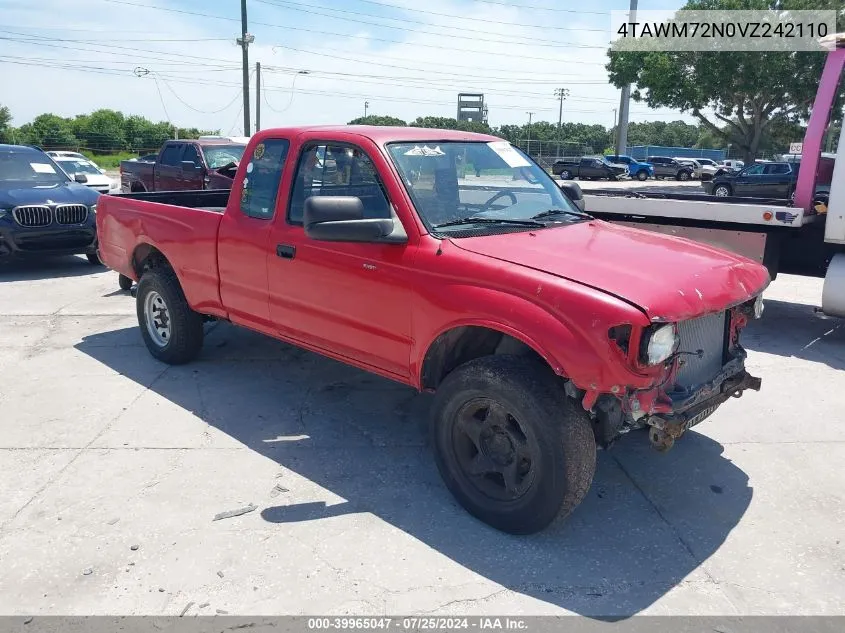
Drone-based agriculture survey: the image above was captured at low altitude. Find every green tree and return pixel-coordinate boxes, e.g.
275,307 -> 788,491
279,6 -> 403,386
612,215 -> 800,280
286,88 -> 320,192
606,0 -> 844,162
347,115 -> 407,126
17,113 -> 78,147
0,105 -> 12,143
74,109 -> 126,150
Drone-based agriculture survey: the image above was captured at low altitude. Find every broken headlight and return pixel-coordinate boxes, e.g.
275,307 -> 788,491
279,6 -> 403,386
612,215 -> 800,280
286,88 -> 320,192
640,323 -> 680,366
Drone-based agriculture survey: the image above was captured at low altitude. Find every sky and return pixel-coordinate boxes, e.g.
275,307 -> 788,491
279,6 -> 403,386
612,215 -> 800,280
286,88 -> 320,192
0,0 -> 693,133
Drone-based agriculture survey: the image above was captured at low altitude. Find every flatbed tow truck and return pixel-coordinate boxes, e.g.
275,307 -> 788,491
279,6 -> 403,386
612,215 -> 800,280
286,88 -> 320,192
578,34 -> 845,318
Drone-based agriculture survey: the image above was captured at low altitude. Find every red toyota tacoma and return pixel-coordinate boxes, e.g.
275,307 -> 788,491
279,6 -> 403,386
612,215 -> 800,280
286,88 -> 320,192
97,126 -> 768,534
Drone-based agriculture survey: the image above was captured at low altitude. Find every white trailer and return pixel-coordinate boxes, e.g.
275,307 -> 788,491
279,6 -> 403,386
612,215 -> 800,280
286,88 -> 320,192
578,35 -> 845,318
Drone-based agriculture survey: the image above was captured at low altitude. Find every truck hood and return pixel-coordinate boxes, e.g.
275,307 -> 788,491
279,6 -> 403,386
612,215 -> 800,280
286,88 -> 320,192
450,220 -> 770,321
0,183 -> 100,208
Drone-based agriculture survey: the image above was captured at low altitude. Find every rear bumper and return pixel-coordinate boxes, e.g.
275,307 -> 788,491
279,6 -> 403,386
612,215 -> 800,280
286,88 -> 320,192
0,223 -> 97,261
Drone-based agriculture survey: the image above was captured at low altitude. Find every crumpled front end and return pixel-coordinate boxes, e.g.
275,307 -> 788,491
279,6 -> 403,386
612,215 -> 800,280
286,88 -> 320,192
592,295 -> 763,451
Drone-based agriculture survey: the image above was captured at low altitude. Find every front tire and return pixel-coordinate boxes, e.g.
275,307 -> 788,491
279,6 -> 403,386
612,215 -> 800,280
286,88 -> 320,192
430,355 -> 596,535
136,267 -> 204,364
677,170 -> 691,181
636,170 -> 648,181
86,252 -> 103,265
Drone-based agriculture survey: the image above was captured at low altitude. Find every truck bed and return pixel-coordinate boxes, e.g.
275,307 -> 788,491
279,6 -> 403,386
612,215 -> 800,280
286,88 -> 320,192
97,190 -> 227,315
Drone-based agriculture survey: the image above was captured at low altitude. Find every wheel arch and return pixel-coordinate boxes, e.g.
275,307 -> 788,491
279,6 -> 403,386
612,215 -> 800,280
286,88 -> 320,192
419,321 -> 567,392
132,241 -> 175,279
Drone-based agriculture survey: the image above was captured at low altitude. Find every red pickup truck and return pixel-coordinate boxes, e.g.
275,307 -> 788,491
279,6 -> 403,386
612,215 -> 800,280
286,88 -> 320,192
97,126 -> 769,534
119,138 -> 247,193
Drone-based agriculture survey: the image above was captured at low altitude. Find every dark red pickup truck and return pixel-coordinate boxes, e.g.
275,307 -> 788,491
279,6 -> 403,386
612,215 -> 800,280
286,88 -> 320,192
97,126 -> 769,534
119,138 -> 247,193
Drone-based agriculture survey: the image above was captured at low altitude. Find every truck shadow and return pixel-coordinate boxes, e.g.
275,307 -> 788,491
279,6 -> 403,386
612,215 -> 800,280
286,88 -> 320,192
742,299 -> 845,370
75,324 -> 751,618
0,255 -> 103,282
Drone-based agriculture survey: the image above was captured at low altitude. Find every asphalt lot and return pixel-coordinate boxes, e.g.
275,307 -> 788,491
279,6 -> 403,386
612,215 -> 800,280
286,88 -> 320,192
1,256 -> 844,617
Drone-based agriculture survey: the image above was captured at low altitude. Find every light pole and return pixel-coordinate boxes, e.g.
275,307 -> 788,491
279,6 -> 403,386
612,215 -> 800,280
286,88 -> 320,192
526,111 -> 535,155
364,101 -> 369,118
554,88 -> 569,158
612,108 -> 618,151
615,0 -> 638,155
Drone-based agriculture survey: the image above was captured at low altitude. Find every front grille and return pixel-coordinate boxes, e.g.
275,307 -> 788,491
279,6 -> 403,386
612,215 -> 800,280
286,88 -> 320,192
674,311 -> 727,390
12,206 -> 51,227
55,204 -> 89,225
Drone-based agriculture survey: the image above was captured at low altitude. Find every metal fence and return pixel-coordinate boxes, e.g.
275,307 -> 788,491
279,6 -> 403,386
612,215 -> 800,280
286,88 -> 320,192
514,140 -> 596,169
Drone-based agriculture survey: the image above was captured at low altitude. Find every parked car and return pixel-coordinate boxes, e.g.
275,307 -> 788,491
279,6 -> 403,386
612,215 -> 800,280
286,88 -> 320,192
604,154 -> 654,181
716,159 -> 745,174
673,157 -> 719,181
120,139 -> 248,193
646,156 -> 694,181
553,156 -> 628,180
46,150 -> 99,169
97,126 -> 768,535
0,144 -> 101,264
705,161 -> 801,199
52,156 -> 119,194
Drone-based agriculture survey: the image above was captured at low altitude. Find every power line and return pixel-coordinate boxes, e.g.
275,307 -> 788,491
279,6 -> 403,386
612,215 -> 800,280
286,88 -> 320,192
160,79 -> 243,114
254,0 -> 607,48
329,0 -> 608,31
463,0 -> 609,14
267,44 -> 610,80
101,0 -> 611,62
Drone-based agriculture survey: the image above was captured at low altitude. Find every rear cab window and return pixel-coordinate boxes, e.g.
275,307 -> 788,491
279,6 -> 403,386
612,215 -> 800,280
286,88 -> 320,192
239,139 -> 290,220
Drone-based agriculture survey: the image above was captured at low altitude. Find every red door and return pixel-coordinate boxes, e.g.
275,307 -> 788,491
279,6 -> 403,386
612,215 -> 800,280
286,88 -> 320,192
217,137 -> 293,333
267,140 -> 416,379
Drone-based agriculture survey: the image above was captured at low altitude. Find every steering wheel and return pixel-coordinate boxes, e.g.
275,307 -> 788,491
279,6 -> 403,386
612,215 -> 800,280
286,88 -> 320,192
480,190 -> 518,213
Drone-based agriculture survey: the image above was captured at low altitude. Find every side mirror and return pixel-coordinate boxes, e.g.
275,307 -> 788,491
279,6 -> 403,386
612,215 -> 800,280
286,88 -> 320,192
181,161 -> 202,172
559,181 -> 586,212
303,196 -> 405,243
74,173 -> 88,184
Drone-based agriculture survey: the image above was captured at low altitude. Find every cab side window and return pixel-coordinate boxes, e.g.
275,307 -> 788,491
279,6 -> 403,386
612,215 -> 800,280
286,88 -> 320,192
160,144 -> 183,167
239,139 -> 290,220
288,143 -> 390,225
182,144 -> 201,167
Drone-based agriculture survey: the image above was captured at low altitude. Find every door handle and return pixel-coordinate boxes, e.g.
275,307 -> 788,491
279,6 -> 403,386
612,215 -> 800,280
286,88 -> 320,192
276,244 -> 296,259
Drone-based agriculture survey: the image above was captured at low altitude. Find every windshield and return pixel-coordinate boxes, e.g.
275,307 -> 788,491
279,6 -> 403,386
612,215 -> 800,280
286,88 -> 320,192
57,159 -> 102,175
0,151 -> 69,186
204,144 -> 246,169
698,158 -> 717,166
386,141 -> 583,232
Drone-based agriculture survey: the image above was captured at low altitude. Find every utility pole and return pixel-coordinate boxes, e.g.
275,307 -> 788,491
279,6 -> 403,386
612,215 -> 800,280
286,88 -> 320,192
364,100 -> 369,118
237,0 -> 254,136
554,88 -> 569,158
255,62 -> 261,132
526,111 -> 535,156
612,108 -> 618,150
615,0 -> 638,156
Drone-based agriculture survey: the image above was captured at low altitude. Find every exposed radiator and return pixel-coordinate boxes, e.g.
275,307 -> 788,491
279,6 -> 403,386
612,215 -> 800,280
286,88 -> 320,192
674,311 -> 727,390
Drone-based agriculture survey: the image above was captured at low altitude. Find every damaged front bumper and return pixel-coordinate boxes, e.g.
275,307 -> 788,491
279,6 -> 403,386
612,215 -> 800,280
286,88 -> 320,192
592,352 -> 762,451
644,361 -> 762,451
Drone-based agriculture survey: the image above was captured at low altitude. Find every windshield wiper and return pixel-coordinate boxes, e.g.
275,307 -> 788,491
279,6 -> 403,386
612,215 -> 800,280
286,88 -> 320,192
531,208 -> 593,221
433,216 -> 545,229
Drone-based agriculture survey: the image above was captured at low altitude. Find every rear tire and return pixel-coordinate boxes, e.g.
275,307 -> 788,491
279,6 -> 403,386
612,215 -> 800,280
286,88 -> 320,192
430,355 -> 596,535
714,184 -> 732,197
559,169 -> 572,180
118,274 -> 133,291
136,267 -> 204,364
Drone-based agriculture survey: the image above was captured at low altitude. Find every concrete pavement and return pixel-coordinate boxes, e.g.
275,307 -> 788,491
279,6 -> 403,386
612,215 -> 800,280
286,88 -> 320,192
0,257 -> 843,617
